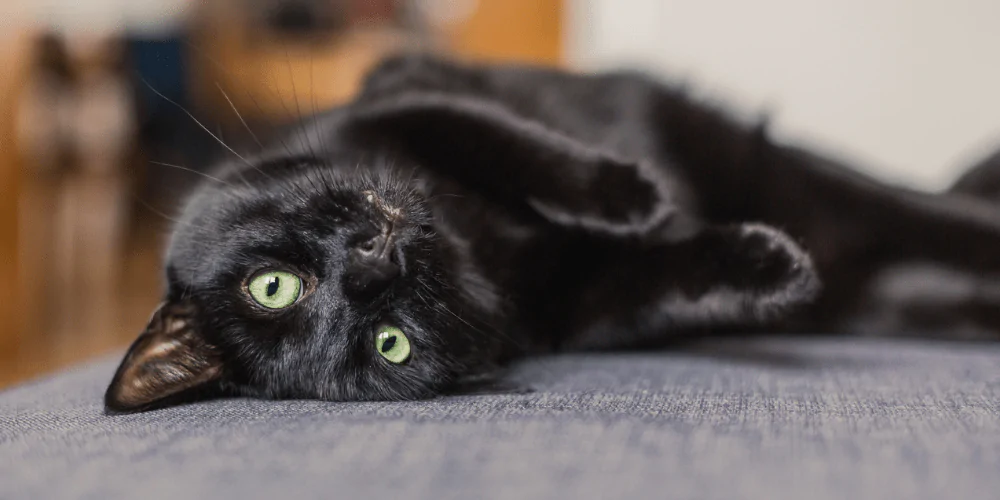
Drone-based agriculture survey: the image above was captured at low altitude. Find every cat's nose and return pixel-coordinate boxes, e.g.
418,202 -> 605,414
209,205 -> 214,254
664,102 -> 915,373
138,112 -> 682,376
344,228 -> 401,299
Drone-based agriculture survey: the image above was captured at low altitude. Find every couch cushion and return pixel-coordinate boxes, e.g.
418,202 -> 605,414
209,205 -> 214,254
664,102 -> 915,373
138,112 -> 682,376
2,337 -> 999,500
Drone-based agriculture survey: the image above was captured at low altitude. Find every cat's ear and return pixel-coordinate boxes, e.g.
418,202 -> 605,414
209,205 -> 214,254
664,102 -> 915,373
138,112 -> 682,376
346,92 -> 675,237
104,300 -> 223,413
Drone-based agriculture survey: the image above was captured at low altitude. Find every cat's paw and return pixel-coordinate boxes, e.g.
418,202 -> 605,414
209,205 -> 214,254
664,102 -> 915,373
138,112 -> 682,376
528,160 -> 676,238
727,223 -> 821,319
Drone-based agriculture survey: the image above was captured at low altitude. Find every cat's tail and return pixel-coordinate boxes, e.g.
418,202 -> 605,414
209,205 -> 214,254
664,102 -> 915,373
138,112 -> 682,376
949,145 -> 1000,199
755,144 -> 1000,275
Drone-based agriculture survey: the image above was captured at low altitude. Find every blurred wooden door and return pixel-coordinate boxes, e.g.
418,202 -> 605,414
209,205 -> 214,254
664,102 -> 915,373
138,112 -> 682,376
0,33 -> 30,385
2,32 -> 142,388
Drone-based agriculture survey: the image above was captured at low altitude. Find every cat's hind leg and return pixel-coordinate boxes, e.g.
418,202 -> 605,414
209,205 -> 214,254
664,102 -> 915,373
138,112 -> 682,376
560,223 -> 820,351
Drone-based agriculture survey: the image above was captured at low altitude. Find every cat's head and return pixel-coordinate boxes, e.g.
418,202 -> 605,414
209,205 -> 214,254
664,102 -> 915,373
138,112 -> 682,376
105,155 -> 503,413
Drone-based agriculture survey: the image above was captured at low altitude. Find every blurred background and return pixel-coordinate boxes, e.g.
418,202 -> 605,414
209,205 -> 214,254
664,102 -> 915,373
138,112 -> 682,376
1,0 -> 998,388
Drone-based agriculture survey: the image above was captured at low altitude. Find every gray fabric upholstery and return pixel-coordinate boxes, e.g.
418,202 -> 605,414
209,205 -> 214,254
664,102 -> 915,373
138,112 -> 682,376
2,337 -> 999,500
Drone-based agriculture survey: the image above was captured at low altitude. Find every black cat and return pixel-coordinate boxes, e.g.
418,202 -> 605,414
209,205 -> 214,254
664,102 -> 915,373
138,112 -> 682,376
105,54 -> 1000,413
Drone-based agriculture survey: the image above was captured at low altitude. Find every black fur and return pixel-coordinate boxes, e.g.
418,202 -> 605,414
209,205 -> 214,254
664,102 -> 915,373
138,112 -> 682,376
845,146 -> 1000,339
105,54 -> 1000,413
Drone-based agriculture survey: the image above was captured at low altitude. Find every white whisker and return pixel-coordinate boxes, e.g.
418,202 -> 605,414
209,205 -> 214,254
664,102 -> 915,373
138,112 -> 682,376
215,82 -> 264,151
140,78 -> 251,166
149,161 -> 234,188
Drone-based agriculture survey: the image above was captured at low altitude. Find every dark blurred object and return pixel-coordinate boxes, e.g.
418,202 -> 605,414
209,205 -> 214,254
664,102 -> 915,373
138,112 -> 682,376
244,0 -> 417,45
257,0 -> 349,38
17,33 -> 74,175
126,33 -> 222,214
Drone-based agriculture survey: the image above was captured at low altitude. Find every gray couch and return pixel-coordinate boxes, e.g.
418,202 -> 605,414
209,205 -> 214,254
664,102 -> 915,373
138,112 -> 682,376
2,337 -> 999,499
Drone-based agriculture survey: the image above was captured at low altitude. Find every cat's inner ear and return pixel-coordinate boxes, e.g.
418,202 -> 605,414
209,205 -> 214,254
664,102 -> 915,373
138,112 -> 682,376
104,300 -> 222,413
346,92 -> 675,237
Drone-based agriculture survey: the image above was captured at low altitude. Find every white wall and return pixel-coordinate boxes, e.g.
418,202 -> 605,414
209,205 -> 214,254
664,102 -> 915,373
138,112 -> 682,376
567,0 -> 1000,190
6,0 -> 192,36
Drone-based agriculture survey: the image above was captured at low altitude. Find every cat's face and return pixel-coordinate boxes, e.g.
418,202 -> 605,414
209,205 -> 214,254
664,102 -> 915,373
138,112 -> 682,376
105,157 -> 500,412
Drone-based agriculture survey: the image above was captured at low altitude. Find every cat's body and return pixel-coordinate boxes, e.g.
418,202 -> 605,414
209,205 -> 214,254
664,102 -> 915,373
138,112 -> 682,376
848,146 -> 1000,338
106,54 -> 1000,413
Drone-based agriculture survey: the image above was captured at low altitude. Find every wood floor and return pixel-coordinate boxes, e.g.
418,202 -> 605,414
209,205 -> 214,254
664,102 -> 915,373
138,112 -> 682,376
1,214 -> 164,389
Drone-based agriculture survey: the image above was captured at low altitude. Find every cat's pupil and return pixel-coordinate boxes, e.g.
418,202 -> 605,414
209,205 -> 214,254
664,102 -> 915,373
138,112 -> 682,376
266,277 -> 280,297
380,335 -> 397,353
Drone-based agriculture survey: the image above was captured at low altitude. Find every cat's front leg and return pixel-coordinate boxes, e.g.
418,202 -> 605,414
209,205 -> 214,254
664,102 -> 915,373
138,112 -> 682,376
344,91 -> 676,238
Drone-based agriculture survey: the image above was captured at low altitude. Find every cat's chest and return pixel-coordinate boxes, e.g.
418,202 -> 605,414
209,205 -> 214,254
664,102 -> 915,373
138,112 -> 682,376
427,182 -> 569,300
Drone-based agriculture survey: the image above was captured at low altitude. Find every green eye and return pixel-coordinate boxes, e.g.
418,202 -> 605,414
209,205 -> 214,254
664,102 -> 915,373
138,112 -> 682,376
375,326 -> 411,364
247,270 -> 302,309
